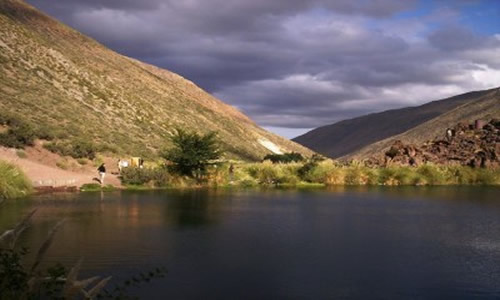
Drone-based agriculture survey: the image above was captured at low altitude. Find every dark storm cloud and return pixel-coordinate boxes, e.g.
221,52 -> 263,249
26,0 -> 500,131
428,26 -> 486,51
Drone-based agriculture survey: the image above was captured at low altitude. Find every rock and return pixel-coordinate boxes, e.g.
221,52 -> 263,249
367,119 -> 499,168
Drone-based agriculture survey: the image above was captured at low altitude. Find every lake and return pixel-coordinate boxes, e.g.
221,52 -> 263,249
1,187 -> 500,299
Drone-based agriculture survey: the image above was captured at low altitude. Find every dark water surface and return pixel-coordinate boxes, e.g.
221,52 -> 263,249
2,187 -> 500,299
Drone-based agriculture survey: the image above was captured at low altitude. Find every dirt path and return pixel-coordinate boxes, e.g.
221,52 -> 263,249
0,146 -> 121,188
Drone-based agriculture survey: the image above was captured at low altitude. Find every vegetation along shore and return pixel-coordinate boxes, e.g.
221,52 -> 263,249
1,123 -> 499,201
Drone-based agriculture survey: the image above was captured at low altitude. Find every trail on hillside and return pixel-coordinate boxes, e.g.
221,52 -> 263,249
0,146 -> 121,188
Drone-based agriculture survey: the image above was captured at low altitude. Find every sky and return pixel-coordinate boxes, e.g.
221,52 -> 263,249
26,0 -> 500,138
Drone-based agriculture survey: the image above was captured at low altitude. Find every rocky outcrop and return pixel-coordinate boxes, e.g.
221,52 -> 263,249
365,119 -> 500,168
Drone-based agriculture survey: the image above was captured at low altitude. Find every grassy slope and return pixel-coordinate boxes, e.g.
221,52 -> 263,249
0,0 -> 312,161
293,89 -> 495,158
346,89 -> 500,159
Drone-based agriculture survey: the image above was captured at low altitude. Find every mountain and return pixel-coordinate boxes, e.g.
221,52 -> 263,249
347,88 -> 500,160
293,88 -> 497,159
0,0 -> 312,160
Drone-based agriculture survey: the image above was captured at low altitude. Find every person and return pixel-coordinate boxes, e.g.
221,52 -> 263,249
117,159 -> 122,173
228,163 -> 234,183
97,163 -> 106,185
446,128 -> 453,141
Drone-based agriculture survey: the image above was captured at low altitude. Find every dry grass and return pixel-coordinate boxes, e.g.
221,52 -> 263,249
0,160 -> 32,200
0,0 -> 312,161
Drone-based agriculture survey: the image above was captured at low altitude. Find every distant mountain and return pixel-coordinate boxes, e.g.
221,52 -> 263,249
0,0 -> 312,160
294,88 -> 498,159
346,88 -> 500,160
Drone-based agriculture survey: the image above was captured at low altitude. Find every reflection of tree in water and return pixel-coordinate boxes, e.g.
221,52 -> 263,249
164,189 -> 227,228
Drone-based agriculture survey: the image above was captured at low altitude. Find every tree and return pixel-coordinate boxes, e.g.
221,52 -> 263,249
263,152 -> 304,163
162,129 -> 222,178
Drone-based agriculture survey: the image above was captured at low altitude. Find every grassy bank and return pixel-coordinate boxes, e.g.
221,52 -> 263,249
0,160 -> 32,200
119,160 -> 500,189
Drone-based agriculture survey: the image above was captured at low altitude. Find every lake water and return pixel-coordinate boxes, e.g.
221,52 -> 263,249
1,187 -> 500,299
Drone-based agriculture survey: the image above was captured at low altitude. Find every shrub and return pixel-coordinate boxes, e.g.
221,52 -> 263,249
0,113 -> 54,148
344,167 -> 365,185
71,139 -> 97,159
377,166 -> 424,185
80,183 -> 115,192
445,166 -> 475,185
298,161 -> 317,180
475,168 -> 500,185
297,155 -> 325,180
245,161 -> 280,185
77,158 -> 88,165
263,152 -> 304,164
120,167 -> 169,186
205,164 -> 230,187
377,167 -> 397,185
43,139 -> 98,159
360,167 -> 378,185
393,167 -> 422,185
416,164 -> 447,185
55,160 -> 69,170
242,162 -> 302,186
15,150 -> 27,159
0,160 -> 32,200
231,165 -> 259,187
303,160 -> 344,185
0,123 -> 37,149
34,125 -> 56,141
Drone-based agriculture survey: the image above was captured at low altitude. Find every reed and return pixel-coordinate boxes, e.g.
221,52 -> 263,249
0,160 -> 32,200
117,160 -> 500,188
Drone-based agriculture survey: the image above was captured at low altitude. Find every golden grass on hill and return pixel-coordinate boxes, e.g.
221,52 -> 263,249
0,0 -> 312,161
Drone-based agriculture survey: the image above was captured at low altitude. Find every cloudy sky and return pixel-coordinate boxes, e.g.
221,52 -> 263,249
27,0 -> 500,138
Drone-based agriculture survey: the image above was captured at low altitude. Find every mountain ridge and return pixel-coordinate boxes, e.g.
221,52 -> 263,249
346,88 -> 500,159
293,87 -> 498,158
0,0 -> 313,160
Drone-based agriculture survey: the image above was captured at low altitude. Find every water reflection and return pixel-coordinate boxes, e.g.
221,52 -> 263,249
162,189 -> 227,228
0,187 -> 499,299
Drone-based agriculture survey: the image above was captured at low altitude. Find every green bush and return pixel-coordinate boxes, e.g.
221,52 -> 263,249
120,167 -> 169,186
416,164 -> 447,185
71,139 -> 97,159
15,150 -> 27,159
34,125 -> 56,141
344,167 -> 364,185
303,160 -> 344,185
0,123 -> 37,149
445,166 -> 475,185
377,166 -> 426,185
0,160 -> 32,200
243,162 -> 302,186
263,152 -> 304,164
245,162 -> 279,185
162,129 -> 222,178
80,183 -> 115,191
475,168 -> 500,185
43,139 -> 98,159
0,113 -> 55,148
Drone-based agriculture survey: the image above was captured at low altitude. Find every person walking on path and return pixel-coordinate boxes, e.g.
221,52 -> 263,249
228,163 -> 234,184
98,163 -> 106,185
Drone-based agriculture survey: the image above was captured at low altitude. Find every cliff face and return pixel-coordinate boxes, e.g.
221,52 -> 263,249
0,0 -> 312,160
